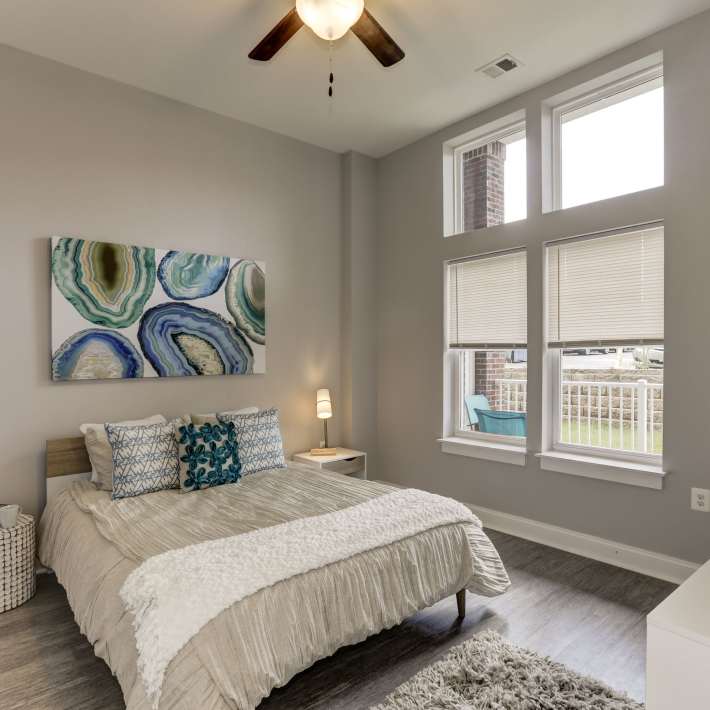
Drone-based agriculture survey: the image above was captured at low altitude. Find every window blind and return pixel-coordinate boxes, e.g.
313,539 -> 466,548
546,225 -> 664,348
447,249 -> 527,349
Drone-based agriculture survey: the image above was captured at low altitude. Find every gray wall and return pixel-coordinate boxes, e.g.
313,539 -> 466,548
340,152 -> 378,475
0,45 -> 343,516
376,11 -> 710,563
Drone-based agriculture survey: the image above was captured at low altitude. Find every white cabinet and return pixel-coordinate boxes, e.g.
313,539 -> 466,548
646,559 -> 710,710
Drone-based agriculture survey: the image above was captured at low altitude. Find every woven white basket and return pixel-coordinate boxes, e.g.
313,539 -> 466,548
0,513 -> 36,613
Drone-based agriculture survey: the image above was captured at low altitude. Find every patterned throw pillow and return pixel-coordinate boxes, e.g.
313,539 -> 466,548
176,422 -> 242,493
105,421 -> 180,500
217,408 -> 286,476
81,414 -> 168,491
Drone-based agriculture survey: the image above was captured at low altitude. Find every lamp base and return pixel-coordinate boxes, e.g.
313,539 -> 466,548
310,447 -> 337,457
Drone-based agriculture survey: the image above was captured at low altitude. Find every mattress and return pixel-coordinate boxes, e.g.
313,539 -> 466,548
39,464 -> 509,709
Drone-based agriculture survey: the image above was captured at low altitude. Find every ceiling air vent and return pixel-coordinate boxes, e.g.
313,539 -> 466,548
477,54 -> 522,79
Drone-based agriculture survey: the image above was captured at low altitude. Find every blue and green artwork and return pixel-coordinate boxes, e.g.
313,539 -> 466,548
157,251 -> 229,301
225,260 -> 266,345
51,236 -> 266,380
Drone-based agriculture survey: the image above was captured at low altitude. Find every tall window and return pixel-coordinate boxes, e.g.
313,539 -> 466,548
447,249 -> 527,442
552,64 -> 663,210
450,119 -> 527,235
546,224 -> 664,460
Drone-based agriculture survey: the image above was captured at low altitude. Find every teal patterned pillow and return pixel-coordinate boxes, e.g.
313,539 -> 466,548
106,422 -> 180,500
176,421 -> 242,493
217,408 -> 285,476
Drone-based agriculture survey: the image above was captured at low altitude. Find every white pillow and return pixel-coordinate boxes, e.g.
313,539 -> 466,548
80,414 -> 168,491
191,407 -> 259,427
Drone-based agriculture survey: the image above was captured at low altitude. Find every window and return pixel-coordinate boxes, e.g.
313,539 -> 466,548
446,115 -> 527,235
551,63 -> 663,210
546,224 -> 664,461
447,249 -> 527,443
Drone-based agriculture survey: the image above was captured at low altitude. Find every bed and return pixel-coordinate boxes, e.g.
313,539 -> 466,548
39,436 -> 510,710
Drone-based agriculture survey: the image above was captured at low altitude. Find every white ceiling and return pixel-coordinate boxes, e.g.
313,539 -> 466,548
1,0 -> 709,157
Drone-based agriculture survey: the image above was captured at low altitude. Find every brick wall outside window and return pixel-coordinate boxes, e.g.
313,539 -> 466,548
466,351 -> 506,411
462,141 -> 506,231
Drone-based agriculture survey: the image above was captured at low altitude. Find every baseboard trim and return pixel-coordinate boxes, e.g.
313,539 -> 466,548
467,503 -> 699,585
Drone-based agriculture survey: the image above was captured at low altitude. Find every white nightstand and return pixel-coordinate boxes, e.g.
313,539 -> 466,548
292,448 -> 367,480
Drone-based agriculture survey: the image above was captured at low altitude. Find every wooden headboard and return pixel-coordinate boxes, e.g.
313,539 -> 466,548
45,437 -> 92,505
46,437 -> 91,477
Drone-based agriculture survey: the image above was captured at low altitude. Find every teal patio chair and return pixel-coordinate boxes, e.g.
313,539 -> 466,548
464,394 -> 490,429
475,408 -> 527,437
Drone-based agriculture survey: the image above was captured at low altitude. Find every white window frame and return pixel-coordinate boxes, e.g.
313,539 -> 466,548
443,110 -> 526,237
448,348 -> 528,447
544,222 -> 664,468
550,62 -> 663,211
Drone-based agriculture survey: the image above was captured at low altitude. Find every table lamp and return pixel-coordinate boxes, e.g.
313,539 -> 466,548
311,388 -> 336,456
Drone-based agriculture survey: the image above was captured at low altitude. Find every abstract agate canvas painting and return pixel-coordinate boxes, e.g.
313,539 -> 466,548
50,236 -> 265,380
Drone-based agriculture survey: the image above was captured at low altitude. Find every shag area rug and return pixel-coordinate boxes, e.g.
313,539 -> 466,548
371,631 -> 643,710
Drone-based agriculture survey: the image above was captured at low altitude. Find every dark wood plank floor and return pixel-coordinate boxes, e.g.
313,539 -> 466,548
0,531 -> 675,709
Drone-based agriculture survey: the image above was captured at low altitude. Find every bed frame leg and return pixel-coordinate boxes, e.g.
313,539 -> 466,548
456,589 -> 466,619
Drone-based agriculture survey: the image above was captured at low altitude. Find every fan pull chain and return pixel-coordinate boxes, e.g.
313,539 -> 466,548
328,41 -> 334,99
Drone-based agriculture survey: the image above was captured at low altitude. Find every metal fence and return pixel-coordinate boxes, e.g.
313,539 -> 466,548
497,378 -> 527,413
496,378 -> 663,454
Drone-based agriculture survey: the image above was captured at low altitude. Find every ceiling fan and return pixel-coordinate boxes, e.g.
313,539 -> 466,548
249,0 -> 405,68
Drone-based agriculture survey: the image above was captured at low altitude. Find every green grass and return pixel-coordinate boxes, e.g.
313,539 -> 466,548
561,420 -> 662,454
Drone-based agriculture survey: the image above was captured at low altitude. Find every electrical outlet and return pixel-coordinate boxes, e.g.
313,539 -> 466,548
691,488 -> 710,512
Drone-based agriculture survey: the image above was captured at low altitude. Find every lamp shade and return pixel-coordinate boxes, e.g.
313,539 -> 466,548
296,0 -> 364,41
316,388 -> 333,419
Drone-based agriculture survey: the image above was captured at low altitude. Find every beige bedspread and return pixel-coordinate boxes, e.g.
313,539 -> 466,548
39,464 -> 510,710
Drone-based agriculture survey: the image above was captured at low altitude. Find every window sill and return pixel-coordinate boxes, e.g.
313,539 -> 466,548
439,437 -> 527,466
537,451 -> 665,490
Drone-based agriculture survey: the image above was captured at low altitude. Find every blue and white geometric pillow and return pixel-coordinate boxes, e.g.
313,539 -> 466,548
105,421 -> 180,500
175,421 -> 242,493
217,408 -> 286,476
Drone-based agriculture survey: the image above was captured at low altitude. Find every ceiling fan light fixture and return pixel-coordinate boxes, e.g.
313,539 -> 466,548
296,0 -> 365,41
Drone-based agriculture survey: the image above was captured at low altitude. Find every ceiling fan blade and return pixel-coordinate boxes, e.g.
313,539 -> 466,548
249,8 -> 304,61
351,9 -> 405,68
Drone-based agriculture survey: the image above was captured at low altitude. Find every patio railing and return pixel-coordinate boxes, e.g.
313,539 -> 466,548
497,378 -> 527,413
495,378 -> 663,454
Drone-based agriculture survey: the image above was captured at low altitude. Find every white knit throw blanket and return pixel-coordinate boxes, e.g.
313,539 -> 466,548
120,488 -> 476,709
